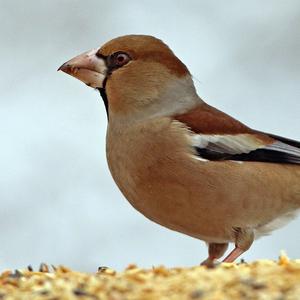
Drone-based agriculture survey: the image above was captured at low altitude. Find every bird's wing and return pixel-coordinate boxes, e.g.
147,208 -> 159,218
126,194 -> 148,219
174,103 -> 300,164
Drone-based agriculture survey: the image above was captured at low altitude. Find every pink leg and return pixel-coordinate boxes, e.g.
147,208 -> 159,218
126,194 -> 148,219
222,247 -> 244,263
222,227 -> 254,263
201,243 -> 228,267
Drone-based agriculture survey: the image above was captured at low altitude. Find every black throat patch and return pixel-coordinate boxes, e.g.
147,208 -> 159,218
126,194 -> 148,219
95,51 -> 130,121
98,85 -> 109,121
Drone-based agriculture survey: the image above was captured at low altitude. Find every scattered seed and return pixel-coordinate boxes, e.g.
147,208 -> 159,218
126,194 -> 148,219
190,289 -> 204,299
27,265 -> 33,272
39,263 -> 49,273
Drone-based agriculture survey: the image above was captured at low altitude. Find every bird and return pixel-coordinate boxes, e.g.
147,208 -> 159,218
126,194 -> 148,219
58,35 -> 300,265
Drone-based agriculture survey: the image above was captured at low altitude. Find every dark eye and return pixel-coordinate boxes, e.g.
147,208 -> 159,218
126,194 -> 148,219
112,52 -> 131,67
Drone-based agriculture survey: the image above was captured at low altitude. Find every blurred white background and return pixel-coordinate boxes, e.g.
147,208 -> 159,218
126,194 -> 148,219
0,0 -> 299,272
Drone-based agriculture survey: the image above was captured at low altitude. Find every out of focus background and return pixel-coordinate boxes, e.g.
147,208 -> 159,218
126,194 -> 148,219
0,0 -> 299,272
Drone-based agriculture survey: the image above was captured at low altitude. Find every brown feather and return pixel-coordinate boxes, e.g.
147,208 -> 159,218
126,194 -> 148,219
174,102 -> 251,134
100,35 -> 189,77
174,103 -> 274,144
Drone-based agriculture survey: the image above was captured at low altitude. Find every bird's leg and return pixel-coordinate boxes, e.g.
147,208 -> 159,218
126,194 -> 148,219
222,247 -> 244,263
222,227 -> 254,263
201,243 -> 228,267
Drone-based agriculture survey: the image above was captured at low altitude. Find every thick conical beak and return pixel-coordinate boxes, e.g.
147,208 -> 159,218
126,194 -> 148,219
58,49 -> 107,88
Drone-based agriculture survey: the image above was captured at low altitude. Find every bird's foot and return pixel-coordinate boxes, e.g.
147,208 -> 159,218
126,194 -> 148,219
200,258 -> 221,268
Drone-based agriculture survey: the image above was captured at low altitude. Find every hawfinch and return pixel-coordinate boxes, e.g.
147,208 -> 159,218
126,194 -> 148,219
59,35 -> 300,265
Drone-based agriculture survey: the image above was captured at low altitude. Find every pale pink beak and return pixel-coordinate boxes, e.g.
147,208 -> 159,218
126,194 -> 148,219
58,48 -> 107,88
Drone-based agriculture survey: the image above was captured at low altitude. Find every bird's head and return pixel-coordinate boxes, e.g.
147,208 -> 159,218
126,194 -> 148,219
59,35 -> 199,121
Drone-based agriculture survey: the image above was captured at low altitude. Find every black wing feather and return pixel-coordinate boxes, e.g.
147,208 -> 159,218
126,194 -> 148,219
195,132 -> 300,164
195,147 -> 300,163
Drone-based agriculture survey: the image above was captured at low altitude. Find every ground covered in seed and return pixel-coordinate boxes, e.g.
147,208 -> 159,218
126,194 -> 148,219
0,254 -> 299,299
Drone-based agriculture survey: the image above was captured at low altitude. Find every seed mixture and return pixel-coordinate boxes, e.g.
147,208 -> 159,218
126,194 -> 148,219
0,254 -> 299,299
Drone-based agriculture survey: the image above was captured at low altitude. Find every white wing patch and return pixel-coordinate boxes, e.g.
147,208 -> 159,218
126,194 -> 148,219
190,132 -> 300,164
191,134 -> 266,155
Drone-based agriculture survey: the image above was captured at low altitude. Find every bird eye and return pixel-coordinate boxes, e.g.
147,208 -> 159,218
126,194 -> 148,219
112,52 -> 131,67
